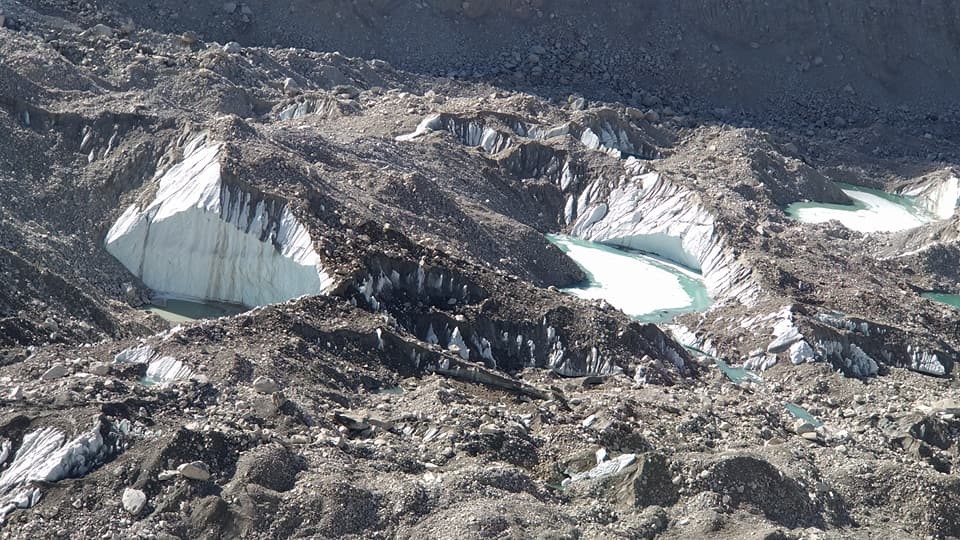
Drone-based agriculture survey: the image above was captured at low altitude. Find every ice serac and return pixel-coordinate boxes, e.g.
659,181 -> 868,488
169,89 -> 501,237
569,171 -> 759,305
897,175 -> 960,220
104,134 -> 334,307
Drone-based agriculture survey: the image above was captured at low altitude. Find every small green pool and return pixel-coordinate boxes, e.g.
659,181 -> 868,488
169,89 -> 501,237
923,293 -> 960,311
141,299 -> 247,324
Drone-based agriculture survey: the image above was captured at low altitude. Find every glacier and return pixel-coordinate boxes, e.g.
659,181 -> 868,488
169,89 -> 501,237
0,421 -> 114,523
104,134 -> 334,308
786,183 -> 936,233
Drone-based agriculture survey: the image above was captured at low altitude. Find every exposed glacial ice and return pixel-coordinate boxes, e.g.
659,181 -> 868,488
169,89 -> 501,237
546,234 -> 711,323
0,421 -> 113,523
786,184 -> 936,233
105,134 -> 334,307
114,344 -> 193,383
568,172 -> 760,304
896,175 -> 959,220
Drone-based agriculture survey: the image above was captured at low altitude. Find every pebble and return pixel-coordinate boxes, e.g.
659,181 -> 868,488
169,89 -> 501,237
8,386 -> 22,400
252,375 -> 279,394
283,77 -> 301,96
121,488 -> 146,515
42,363 -> 67,380
43,318 -> 59,332
180,31 -> 199,45
177,461 -> 211,481
223,41 -> 242,54
88,362 -> 111,376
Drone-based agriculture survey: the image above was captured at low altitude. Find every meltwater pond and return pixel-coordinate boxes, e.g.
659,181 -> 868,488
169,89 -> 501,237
924,293 -> 960,312
547,234 -> 711,323
140,298 -> 247,324
786,183 -> 936,233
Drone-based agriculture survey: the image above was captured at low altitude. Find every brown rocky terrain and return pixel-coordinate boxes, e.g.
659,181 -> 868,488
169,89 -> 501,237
1,1 -> 960,539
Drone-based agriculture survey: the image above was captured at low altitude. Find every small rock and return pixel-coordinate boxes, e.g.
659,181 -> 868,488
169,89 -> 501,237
625,107 -> 644,121
41,364 -> 67,380
333,411 -> 370,431
223,1 -> 238,13
121,488 -> 147,515
8,386 -> 22,400
180,31 -> 199,45
43,318 -> 59,332
644,109 -> 660,123
177,461 -> 211,481
283,77 -> 301,96
88,362 -> 111,376
223,41 -> 242,54
252,376 -> 279,394
87,23 -> 115,38
792,420 -> 816,435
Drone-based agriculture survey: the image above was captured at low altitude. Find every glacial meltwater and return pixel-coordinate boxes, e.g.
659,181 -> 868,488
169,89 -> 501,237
546,234 -> 711,323
786,183 -> 936,233
140,298 -> 247,324
924,293 -> 960,312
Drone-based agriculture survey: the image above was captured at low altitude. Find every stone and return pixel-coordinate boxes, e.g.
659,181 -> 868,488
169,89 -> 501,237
178,461 -> 211,481
223,41 -> 241,54
8,386 -> 22,400
223,1 -> 237,13
644,110 -> 660,123
333,411 -> 370,431
122,488 -> 147,515
625,107 -> 644,121
252,376 -> 279,394
614,453 -> 679,509
88,362 -> 111,376
87,24 -> 115,38
41,363 -> 67,380
181,31 -> 199,45
792,419 -> 815,434
43,318 -> 59,332
283,77 -> 301,96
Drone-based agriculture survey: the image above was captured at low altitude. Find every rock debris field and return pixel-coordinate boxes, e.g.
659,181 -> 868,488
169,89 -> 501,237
1,1 -> 960,539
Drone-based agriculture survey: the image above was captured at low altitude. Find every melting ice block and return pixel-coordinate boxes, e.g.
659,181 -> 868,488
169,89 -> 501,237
105,135 -> 334,307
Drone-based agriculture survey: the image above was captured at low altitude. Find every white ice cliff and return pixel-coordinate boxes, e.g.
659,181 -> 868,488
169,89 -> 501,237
896,175 -> 959,220
104,134 -> 334,307
568,171 -> 760,305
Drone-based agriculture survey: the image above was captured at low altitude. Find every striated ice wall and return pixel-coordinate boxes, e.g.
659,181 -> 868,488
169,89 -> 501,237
0,421 -> 115,523
568,171 -> 760,305
897,175 -> 959,220
104,134 -> 335,307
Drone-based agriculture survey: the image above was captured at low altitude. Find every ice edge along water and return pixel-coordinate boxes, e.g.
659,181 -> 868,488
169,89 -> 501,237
546,233 -> 711,323
397,114 -> 759,306
104,134 -> 334,308
786,183 -> 941,233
